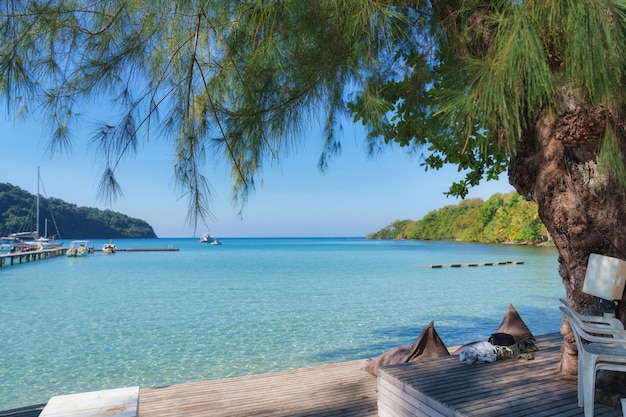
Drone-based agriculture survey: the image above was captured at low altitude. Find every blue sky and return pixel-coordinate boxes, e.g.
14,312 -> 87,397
2,116 -> 514,238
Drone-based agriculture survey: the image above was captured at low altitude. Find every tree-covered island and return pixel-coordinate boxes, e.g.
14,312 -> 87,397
368,192 -> 551,245
0,183 -> 156,239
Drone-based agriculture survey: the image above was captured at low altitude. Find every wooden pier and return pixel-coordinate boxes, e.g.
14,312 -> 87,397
117,248 -> 179,252
92,247 -> 180,252
0,247 -> 179,266
0,247 -> 67,268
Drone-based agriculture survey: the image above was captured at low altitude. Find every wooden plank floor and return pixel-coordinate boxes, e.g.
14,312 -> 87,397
379,332 -> 623,417
138,359 -> 378,416
4,333 -> 624,417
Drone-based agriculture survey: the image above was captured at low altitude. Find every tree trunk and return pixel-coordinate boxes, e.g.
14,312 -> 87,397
508,97 -> 626,407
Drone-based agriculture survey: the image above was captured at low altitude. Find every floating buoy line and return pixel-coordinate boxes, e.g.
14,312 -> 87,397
418,260 -> 524,268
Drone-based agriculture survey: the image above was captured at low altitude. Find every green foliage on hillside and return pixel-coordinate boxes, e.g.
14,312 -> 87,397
0,183 -> 157,239
367,192 -> 551,245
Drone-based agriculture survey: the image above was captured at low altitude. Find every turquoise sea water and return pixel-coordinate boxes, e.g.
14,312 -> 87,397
1,238 -> 563,410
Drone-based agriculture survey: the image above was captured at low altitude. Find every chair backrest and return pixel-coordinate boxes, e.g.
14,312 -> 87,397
560,306 -> 587,351
560,306 -> 626,343
559,299 -> 624,330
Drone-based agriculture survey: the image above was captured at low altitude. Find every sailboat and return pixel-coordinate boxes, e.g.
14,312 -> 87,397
34,167 -> 63,249
1,168 -> 63,252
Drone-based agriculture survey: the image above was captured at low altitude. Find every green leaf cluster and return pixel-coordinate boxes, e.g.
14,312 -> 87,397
0,183 -> 156,239
367,192 -> 551,245
351,0 -> 626,197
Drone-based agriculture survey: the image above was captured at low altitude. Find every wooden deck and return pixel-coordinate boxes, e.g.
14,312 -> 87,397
138,359 -> 378,416
4,333 -> 625,417
378,332 -> 623,417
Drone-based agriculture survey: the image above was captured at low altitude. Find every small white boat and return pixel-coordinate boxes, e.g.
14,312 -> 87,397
102,240 -> 116,254
66,240 -> 90,257
200,234 -> 222,245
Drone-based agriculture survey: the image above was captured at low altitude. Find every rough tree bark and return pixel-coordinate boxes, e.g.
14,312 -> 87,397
508,90 -> 626,407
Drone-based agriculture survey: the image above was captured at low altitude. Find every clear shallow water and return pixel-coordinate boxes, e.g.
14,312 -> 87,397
0,238 -> 563,410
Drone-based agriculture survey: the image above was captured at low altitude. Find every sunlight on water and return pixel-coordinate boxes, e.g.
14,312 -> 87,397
0,238 -> 563,409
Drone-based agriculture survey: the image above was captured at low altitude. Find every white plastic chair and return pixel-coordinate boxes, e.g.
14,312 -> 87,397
560,305 -> 626,417
560,299 -> 624,330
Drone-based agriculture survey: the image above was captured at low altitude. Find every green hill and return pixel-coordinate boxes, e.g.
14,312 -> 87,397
0,183 -> 157,239
368,192 -> 552,245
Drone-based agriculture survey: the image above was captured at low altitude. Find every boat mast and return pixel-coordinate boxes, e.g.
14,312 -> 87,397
36,166 -> 40,238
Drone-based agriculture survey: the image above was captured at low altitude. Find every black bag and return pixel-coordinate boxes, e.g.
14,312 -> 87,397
489,333 -> 515,346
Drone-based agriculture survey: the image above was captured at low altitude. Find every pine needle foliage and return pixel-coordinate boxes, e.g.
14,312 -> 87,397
0,0 -> 405,230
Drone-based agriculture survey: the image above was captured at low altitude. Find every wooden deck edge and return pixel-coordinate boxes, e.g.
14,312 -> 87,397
378,376 -> 462,417
377,333 -> 624,417
138,358 -> 378,417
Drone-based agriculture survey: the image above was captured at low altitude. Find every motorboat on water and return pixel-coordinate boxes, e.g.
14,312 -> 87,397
200,233 -> 222,245
66,240 -> 91,257
102,240 -> 117,254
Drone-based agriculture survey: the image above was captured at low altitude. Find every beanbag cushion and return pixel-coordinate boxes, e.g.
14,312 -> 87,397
364,321 -> 449,376
495,304 -> 535,344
